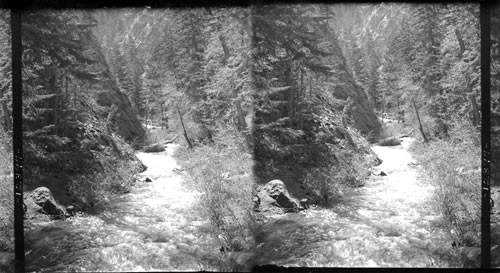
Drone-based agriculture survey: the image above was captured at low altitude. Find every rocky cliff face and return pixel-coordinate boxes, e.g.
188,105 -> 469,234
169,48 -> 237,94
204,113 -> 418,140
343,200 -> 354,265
330,69 -> 381,138
97,89 -> 145,145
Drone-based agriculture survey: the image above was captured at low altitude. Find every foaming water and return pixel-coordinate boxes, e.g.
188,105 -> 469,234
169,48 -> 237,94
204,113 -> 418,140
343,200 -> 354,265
25,144 -> 220,272
24,139 -> 460,270
248,138 -> 460,267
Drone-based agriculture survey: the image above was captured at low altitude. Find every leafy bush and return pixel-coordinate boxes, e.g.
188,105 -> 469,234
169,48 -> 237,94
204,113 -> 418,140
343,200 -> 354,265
67,154 -> 140,214
410,119 -> 480,248
174,126 -> 255,270
23,116 -> 144,215
302,167 -> 347,206
302,143 -> 371,206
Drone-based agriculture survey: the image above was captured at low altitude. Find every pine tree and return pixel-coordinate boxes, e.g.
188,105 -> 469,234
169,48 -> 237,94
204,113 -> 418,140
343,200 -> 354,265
360,30 -> 381,109
347,35 -> 370,92
408,5 -> 444,119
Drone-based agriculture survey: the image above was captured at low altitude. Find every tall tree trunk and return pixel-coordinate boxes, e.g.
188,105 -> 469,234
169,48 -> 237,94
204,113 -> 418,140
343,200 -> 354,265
456,29 -> 480,127
1,100 -> 11,131
464,72 -> 480,128
235,100 -> 246,131
299,68 -> 304,130
455,28 -> 466,57
106,103 -> 118,135
381,91 -> 385,123
64,70 -> 69,137
413,100 -> 429,143
309,77 -> 312,100
219,34 -> 230,65
160,103 -> 165,129
177,107 -> 193,149
145,98 -> 149,129
469,93 -> 480,127
50,68 -> 59,134
342,97 -> 353,127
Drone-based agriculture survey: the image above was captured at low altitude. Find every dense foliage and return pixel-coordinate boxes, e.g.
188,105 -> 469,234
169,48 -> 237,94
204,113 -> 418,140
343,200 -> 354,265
337,4 -> 480,137
15,3 -> 491,269
22,11 -> 144,212
333,3 -> 482,259
252,4 -> 379,205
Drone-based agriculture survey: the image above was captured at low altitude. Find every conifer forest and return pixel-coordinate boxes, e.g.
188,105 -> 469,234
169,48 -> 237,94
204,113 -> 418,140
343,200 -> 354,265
0,2 -> 500,271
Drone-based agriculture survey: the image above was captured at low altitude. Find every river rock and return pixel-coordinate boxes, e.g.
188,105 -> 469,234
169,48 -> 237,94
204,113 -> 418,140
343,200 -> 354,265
66,205 -> 76,216
135,173 -> 152,183
299,198 -> 311,210
366,152 -> 382,166
24,187 -> 66,218
370,169 -> 387,176
255,180 -> 299,213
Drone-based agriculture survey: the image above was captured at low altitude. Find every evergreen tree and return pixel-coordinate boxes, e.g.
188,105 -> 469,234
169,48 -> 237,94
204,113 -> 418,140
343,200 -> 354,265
360,30 -> 381,109
347,35 -> 370,92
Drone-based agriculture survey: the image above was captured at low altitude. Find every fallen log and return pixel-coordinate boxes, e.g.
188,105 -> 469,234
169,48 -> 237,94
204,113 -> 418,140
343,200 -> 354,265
397,128 -> 414,138
161,135 -> 178,145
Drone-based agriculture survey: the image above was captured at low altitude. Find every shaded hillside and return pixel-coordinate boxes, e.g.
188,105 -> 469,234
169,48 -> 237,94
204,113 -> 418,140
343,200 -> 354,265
252,4 -> 380,205
93,9 -> 171,120
22,11 -> 145,213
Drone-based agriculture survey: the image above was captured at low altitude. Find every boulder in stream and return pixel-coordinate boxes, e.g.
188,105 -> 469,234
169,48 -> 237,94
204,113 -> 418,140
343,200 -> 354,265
135,173 -> 153,183
370,169 -> 387,176
254,180 -> 299,214
24,187 -> 67,219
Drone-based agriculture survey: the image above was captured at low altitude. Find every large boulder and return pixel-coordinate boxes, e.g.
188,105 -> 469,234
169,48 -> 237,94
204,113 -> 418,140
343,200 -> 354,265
24,187 -> 66,219
254,180 -> 299,213
96,89 -> 145,144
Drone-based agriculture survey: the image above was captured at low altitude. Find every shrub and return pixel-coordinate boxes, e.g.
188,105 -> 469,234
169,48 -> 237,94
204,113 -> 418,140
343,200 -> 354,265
67,152 -> 141,214
302,167 -> 346,206
174,126 -> 255,270
302,145 -> 371,206
65,134 -> 142,214
410,118 -> 480,249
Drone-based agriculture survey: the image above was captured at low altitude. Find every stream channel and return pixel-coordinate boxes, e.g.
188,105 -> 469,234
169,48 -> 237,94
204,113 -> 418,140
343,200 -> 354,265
25,137 -> 459,271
